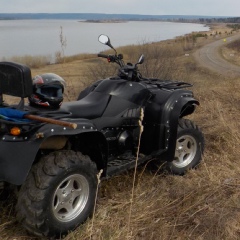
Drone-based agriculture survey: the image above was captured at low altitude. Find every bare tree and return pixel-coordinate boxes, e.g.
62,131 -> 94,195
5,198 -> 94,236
59,26 -> 67,63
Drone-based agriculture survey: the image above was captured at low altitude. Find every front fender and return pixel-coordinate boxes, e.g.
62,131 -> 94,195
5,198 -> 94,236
156,91 -> 199,161
0,119 -> 100,185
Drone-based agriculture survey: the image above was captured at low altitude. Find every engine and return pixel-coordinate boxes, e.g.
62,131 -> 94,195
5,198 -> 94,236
102,129 -> 134,156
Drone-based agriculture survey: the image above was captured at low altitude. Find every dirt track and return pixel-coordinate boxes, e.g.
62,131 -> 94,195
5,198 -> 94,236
194,33 -> 240,78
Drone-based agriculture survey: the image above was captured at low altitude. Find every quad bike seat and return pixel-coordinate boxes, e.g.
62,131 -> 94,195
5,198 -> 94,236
60,91 -> 110,119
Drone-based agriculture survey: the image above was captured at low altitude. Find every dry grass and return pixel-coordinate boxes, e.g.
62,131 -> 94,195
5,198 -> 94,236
221,39 -> 240,66
1,23 -> 240,240
4,55 -> 52,68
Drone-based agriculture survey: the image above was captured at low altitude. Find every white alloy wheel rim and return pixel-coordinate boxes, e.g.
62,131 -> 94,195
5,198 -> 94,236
52,174 -> 89,222
173,135 -> 197,168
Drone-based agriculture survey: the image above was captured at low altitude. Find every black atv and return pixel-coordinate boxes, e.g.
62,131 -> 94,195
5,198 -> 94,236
0,35 -> 204,238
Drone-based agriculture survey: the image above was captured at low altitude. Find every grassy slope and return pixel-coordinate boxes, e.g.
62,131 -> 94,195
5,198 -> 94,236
1,24 -> 240,240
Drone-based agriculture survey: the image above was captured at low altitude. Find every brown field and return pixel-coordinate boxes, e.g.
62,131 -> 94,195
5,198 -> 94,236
1,23 -> 240,240
222,39 -> 240,66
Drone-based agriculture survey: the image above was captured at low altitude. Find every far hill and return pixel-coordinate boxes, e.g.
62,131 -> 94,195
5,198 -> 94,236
0,13 -> 236,22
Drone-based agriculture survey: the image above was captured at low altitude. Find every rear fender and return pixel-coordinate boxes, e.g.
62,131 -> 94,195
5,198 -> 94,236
0,119 -> 107,185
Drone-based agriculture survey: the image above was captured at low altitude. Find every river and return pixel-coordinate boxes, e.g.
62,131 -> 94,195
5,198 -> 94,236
0,20 -> 209,60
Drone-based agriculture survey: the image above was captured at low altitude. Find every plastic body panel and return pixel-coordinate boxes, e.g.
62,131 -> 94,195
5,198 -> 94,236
0,119 -> 100,185
94,78 -> 151,106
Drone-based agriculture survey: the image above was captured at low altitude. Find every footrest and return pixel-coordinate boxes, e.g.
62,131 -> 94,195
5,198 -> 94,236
106,154 -> 149,177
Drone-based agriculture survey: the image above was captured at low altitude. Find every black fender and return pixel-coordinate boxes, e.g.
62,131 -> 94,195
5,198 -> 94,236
150,90 -> 199,161
0,119 -> 108,185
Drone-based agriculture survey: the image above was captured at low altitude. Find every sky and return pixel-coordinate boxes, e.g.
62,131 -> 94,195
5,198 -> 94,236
0,0 -> 239,17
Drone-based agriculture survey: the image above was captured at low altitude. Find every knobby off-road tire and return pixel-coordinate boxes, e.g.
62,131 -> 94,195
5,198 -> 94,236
16,150 -> 98,238
167,118 -> 204,175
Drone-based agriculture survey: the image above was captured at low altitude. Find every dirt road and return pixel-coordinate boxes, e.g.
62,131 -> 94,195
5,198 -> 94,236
194,33 -> 240,77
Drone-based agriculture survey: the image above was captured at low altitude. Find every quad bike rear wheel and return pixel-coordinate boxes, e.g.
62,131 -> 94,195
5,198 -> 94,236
16,150 -> 97,238
167,118 -> 204,175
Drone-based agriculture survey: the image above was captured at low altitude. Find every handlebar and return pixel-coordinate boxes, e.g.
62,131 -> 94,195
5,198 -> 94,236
97,53 -> 109,58
98,53 -> 123,67
97,52 -> 192,87
98,52 -> 141,81
98,54 -> 117,63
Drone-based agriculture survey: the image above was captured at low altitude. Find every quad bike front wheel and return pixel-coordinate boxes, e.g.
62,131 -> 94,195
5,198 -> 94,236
167,118 -> 204,175
16,150 -> 97,238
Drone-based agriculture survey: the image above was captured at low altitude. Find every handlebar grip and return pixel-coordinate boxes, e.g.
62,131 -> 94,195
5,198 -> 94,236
97,53 -> 108,58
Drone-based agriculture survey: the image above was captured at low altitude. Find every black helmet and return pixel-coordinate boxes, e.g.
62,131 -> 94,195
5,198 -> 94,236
29,73 -> 66,109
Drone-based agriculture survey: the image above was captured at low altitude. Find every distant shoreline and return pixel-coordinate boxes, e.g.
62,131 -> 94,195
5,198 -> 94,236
0,13 -> 238,23
84,19 -> 127,23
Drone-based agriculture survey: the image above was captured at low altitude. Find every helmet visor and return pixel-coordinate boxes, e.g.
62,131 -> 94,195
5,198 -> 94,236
36,86 -> 63,98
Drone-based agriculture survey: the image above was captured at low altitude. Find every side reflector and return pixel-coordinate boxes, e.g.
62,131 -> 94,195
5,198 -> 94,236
10,127 -> 21,136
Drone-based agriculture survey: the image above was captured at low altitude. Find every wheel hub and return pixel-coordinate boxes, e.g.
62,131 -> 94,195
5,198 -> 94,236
61,190 -> 74,203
